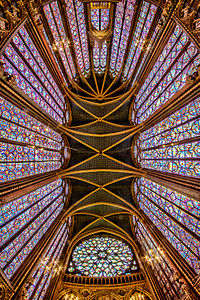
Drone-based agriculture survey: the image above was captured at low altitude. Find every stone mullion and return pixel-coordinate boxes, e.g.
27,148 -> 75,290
139,194 -> 200,257
0,184 -> 61,230
0,171 -> 59,200
139,209 -> 199,295
139,79 -> 200,132
130,18 -> 176,91
136,39 -> 191,113
140,183 -> 199,221
9,203 -> 64,285
141,115 -> 200,143
84,3 -> 93,77
112,0 -> 128,74
137,231 -> 178,299
24,17 -> 67,95
12,211 -> 65,292
0,193 -> 63,254
57,0 -> 83,78
119,0 -> 143,79
145,168 -> 200,201
39,6 -> 70,86
0,137 -> 61,153
105,3 -> 116,78
136,242 -> 166,300
0,78 -> 62,134
29,224 -> 67,300
141,136 -> 200,152
0,175 -> 57,205
11,40 -> 63,112
129,6 -> 162,85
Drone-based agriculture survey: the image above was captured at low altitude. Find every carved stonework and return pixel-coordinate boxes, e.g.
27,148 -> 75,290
0,16 -> 9,39
0,1 -> 27,44
174,1 -> 200,42
157,0 -> 174,29
187,64 -> 200,84
0,274 -> 14,300
58,282 -> 151,300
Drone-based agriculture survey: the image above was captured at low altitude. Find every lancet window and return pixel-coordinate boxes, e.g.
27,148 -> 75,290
122,1 -> 157,81
43,1 -> 76,80
136,97 -> 200,177
1,27 -> 65,124
65,0 -> 90,76
109,0 -> 136,77
0,179 -> 67,280
135,222 -> 185,299
0,96 -> 63,182
24,217 -> 71,299
134,178 -> 200,273
134,25 -> 200,123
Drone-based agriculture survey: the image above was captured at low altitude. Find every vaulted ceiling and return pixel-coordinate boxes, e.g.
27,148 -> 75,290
35,0 -> 163,246
59,78 -> 145,244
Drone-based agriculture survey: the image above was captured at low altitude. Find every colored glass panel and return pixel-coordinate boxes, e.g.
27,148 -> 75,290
42,28 -> 67,83
138,97 -> 200,177
132,27 -> 159,88
24,219 -> 70,299
0,186 -> 64,279
65,0 -> 90,76
0,180 -> 63,246
1,25 -> 67,124
43,2 -> 76,80
16,27 -> 65,110
136,178 -> 200,273
110,0 -> 136,77
91,7 -> 109,30
0,97 -> 62,182
123,2 -> 157,81
69,236 -> 136,277
134,25 -> 199,123
93,41 -> 107,75
136,222 -> 184,299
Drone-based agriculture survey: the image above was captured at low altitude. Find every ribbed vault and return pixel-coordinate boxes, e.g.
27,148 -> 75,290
61,75 -> 144,240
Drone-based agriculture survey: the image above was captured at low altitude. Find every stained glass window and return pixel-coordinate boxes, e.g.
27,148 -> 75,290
134,25 -> 200,123
136,97 -> 200,177
135,178 -> 200,273
0,97 -> 63,182
110,0 -> 136,77
43,1 -> 76,80
93,41 -> 107,75
131,27 -> 159,87
136,222 -> 184,299
122,2 -> 157,81
68,236 -> 136,277
0,179 -> 65,279
65,0 -> 90,76
1,27 -> 66,124
91,7 -> 110,30
24,218 -> 70,299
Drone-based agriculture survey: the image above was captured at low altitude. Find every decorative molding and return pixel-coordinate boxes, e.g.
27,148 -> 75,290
0,270 -> 14,300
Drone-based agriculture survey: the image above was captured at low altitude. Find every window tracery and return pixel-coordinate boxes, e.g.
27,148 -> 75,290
65,0 -> 90,76
122,1 -> 157,81
136,97 -> 200,177
135,222 -> 185,299
1,27 -> 66,124
43,1 -> 76,80
0,179 -> 67,280
134,25 -> 200,123
68,236 -> 137,277
0,96 -> 63,182
24,218 -> 70,299
109,0 -> 136,77
134,178 -> 200,273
